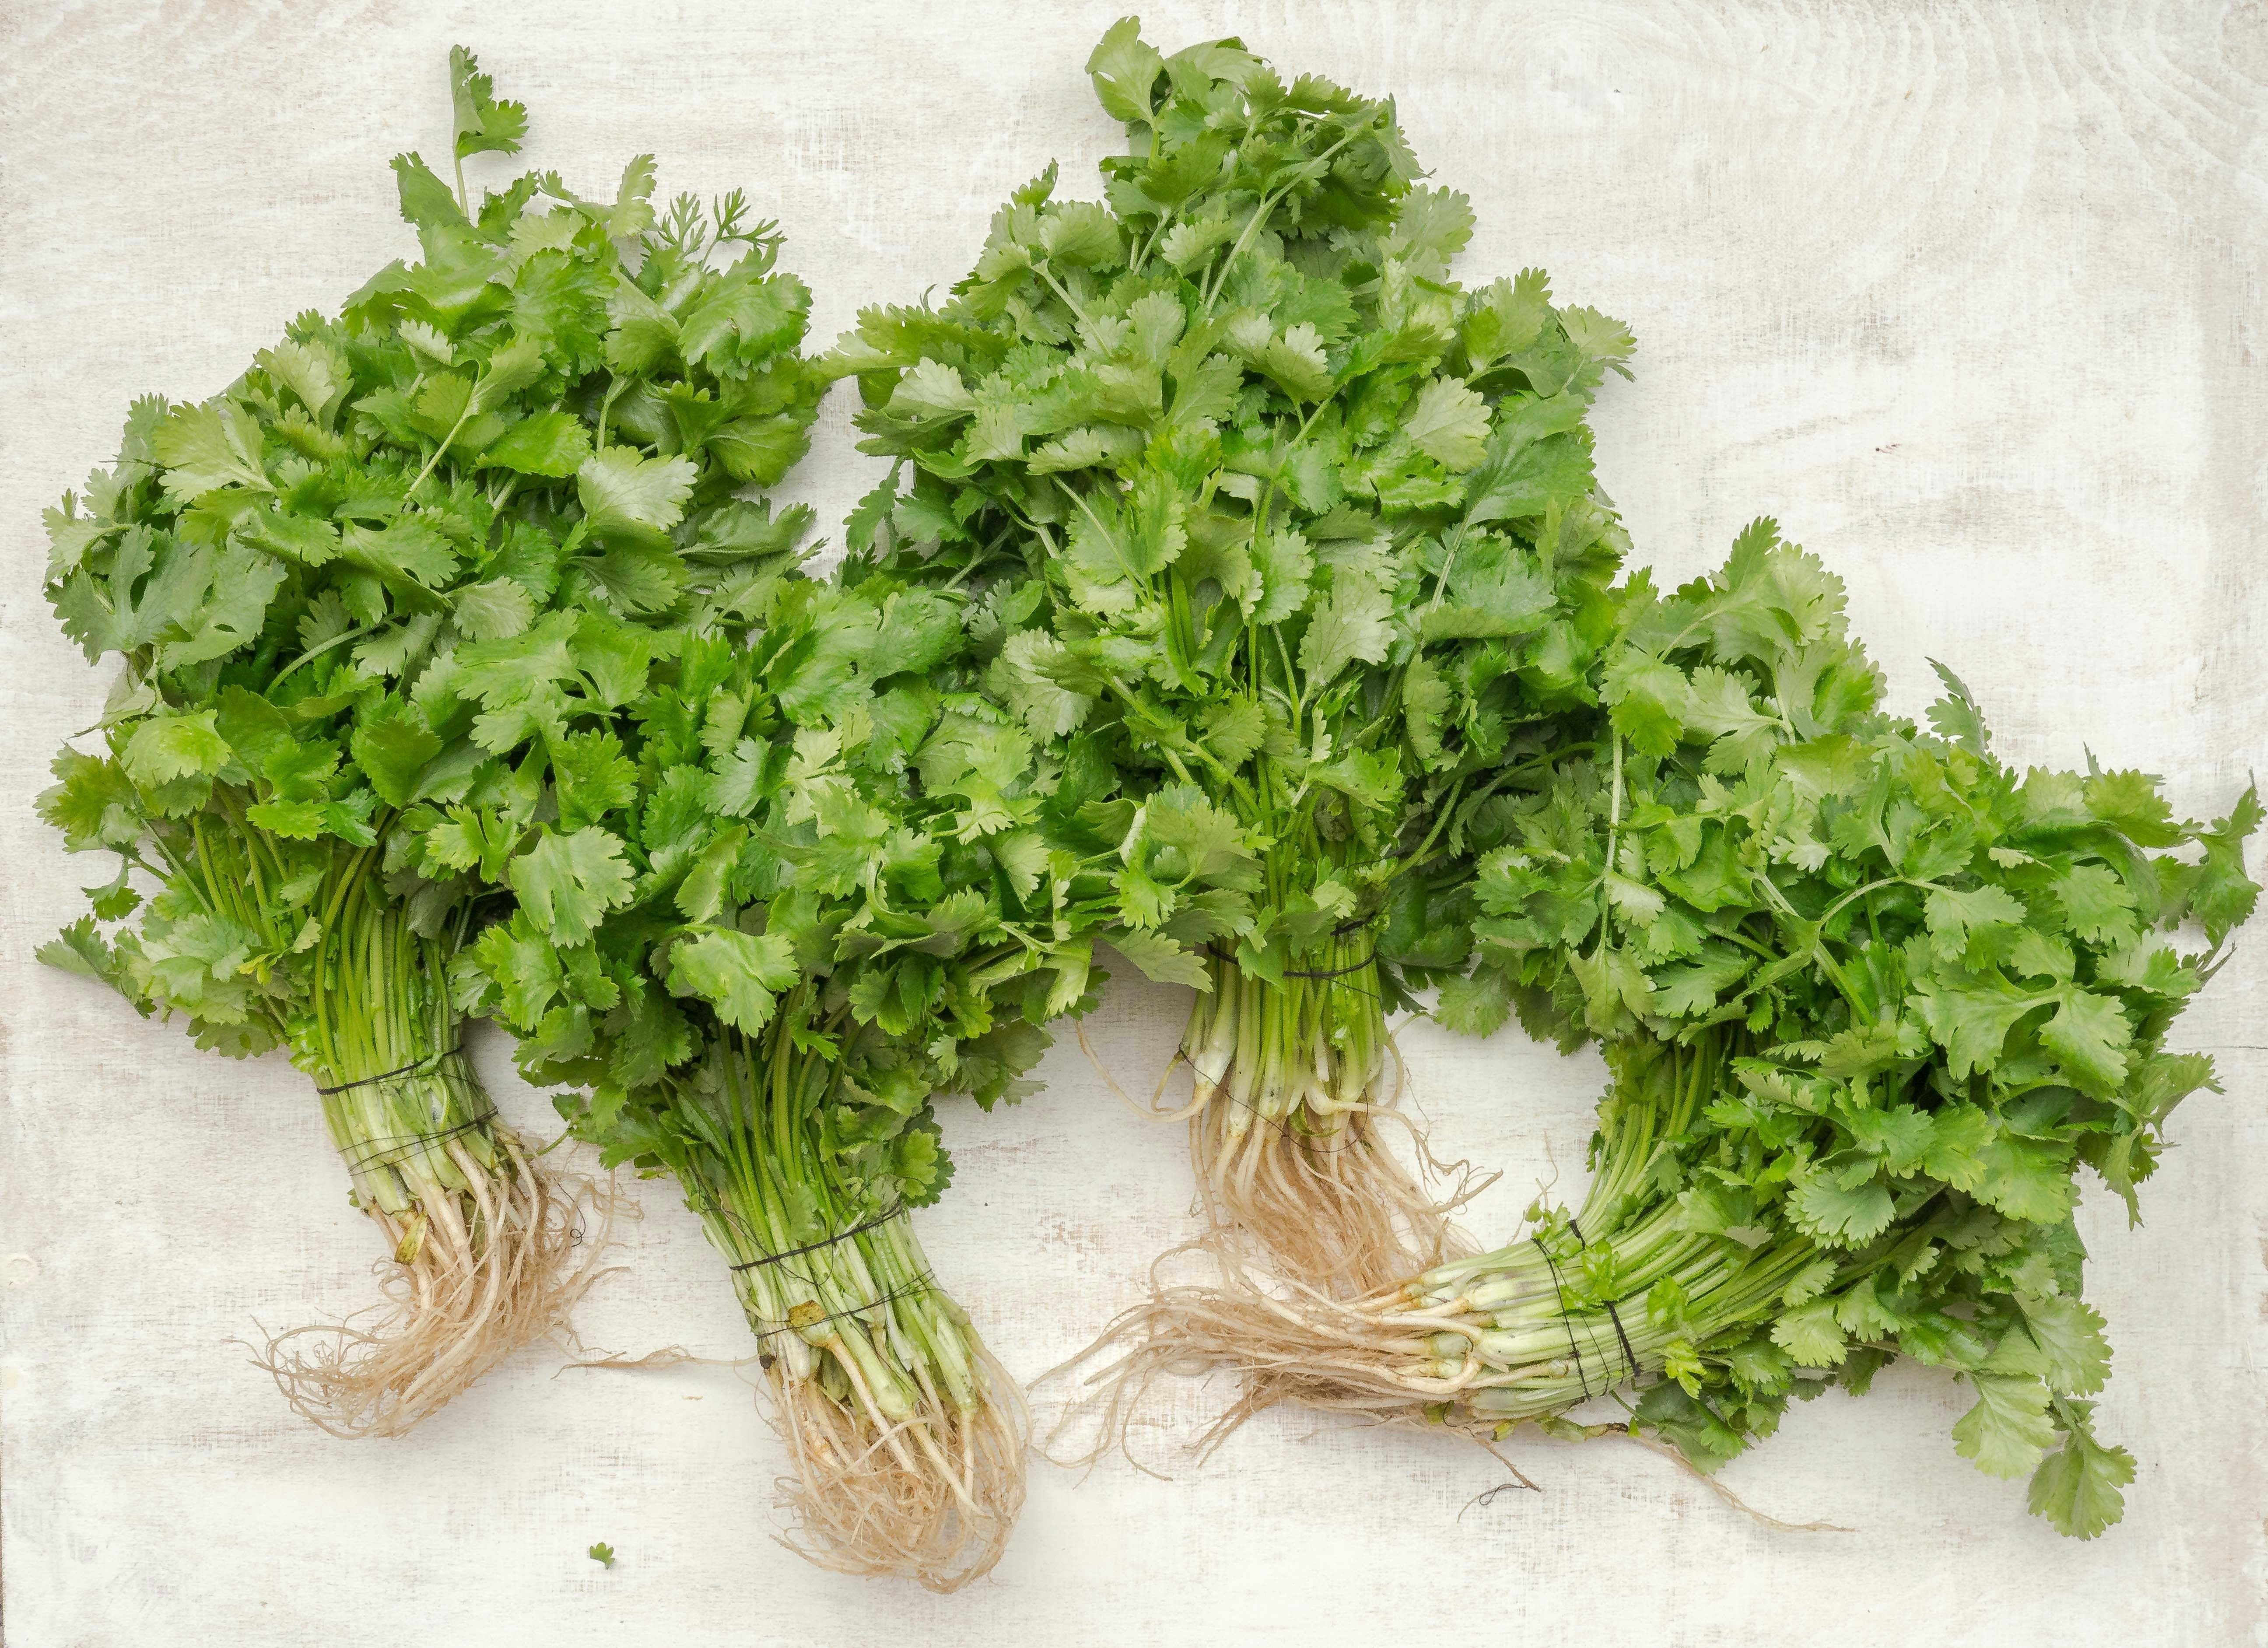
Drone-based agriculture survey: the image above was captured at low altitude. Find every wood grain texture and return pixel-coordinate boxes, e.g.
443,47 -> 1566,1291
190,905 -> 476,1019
2,2 -> 2263,1642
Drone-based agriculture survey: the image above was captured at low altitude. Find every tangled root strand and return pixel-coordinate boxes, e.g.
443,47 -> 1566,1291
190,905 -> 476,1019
251,1129 -> 616,1437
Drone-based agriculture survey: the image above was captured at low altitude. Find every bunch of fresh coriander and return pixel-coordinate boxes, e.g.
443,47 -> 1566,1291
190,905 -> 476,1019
456,568 -> 1092,1589
830,19 -> 1636,1296
35,50 -> 823,1436
1086,520 -> 2259,1539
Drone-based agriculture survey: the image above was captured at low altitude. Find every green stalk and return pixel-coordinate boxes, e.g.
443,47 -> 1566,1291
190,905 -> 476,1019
297,872 -> 492,1222
1362,1027 -> 1840,1422
658,1008 -> 994,1427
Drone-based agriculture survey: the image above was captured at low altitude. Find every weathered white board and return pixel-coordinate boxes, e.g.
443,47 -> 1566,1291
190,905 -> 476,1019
4,3 -> 2264,1643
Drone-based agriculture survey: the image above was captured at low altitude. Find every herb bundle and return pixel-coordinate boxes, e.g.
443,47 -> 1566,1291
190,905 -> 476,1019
1080,522 -> 2259,1538
829,19 -> 1635,1295
35,51 -> 823,1435
460,553 -> 1087,1587
468,597 -> 1076,1586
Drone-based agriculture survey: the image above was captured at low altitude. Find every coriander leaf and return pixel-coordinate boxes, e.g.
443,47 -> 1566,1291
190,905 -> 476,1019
481,409 -> 592,477
1297,576 -> 1392,689
2039,989 -> 2132,1099
1087,18 -> 1165,124
449,46 -> 528,161
121,710 -> 230,788
509,826 -> 635,944
1402,378 -> 1491,471
2027,1404 -> 2134,1539
667,928 -> 797,1033
1951,1373 -> 2056,1479
577,446 -> 697,551
1106,928 -> 1211,989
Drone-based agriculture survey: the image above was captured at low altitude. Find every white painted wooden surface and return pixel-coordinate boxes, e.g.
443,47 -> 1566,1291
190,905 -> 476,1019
4,3 -> 2265,1642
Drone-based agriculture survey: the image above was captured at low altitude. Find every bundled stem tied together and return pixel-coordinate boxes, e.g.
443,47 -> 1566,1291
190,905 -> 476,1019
1180,935 -> 1458,1294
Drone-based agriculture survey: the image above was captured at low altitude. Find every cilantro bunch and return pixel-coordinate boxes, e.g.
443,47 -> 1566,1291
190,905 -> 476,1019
829,18 -> 1635,1293
35,49 -> 824,1437
1116,523 -> 2259,1539
457,564 -> 1089,1589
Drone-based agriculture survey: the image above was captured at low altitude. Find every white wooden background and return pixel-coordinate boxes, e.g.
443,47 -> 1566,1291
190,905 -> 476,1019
4,3 -> 2264,1643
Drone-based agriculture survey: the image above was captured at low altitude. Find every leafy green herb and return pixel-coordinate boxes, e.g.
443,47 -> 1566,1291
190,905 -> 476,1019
453,484 -> 1085,1595
829,17 -> 1633,1290
587,1541 -> 617,1568
35,48 -> 821,1437
1109,520 -> 2258,1539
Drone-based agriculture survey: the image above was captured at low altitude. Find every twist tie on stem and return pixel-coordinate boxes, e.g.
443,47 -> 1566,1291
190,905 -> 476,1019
728,1202 -> 903,1273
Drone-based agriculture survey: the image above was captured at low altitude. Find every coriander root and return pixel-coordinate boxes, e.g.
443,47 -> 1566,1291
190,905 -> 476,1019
255,1114 -> 612,1437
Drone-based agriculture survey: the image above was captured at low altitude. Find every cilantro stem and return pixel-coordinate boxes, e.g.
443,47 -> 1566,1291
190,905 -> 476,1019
1601,731 -> 1627,904
595,376 -> 626,452
1198,125 -> 1361,315
409,423 -> 468,500
268,620 -> 383,693
1029,259 -> 1093,328
1425,519 -> 1471,611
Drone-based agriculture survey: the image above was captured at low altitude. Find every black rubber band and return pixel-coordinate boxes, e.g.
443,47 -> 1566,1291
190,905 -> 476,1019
316,1045 -> 462,1096
1181,921 -> 1386,1153
338,1107 -> 497,1175
748,1270 -> 936,1342
1602,1297 -> 1641,1382
728,1203 -> 903,1273
1569,1216 -> 1642,1383
1201,921 -> 1381,981
1531,1229 -> 1590,1400
1278,943 -> 1379,980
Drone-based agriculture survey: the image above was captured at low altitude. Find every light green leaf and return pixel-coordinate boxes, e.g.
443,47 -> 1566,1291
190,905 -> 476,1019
1107,928 -> 1211,989
1952,1374 -> 2057,1479
2016,1294 -> 2112,1396
449,44 -> 528,160
453,576 -> 536,640
2040,989 -> 2132,1099
340,519 -> 458,589
121,710 -> 230,788
1435,967 -> 1514,1037
1923,884 -> 2027,962
1087,18 -> 1165,124
1788,1163 -> 1895,1247
886,359 -> 977,422
154,401 -> 268,498
481,409 -> 592,477
1770,1298 -> 1848,1367
508,826 -> 635,945
668,928 -> 798,1033
577,445 -> 697,551
1297,575 -> 1392,689
350,706 -> 442,808
2027,1406 -> 2134,1539
1403,378 -> 1491,471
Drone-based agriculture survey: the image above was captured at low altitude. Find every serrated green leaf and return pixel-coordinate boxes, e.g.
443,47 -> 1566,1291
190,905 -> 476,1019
668,928 -> 798,1033
1952,1373 -> 2057,1479
509,826 -> 635,944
